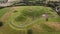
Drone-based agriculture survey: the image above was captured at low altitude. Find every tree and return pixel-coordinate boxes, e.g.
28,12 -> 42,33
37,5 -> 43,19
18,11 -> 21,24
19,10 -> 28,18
23,0 -> 29,5
0,21 -> 3,27
27,29 -> 32,34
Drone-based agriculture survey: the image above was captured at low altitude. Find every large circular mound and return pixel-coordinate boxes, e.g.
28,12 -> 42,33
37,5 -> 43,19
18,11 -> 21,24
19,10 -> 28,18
8,6 -> 58,30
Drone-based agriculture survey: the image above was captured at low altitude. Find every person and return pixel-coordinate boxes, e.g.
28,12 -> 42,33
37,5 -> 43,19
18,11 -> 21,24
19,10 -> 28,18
56,7 -> 60,16
57,7 -> 60,16
42,13 -> 49,21
45,13 -> 49,21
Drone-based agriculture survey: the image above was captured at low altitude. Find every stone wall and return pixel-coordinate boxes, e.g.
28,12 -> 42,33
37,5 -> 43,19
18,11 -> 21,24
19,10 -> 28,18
8,0 -> 23,2
0,0 -> 8,3
47,0 -> 60,1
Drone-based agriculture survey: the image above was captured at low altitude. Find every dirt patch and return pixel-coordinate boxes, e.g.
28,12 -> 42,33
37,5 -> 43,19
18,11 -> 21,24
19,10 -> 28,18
45,22 -> 60,31
32,24 -> 45,32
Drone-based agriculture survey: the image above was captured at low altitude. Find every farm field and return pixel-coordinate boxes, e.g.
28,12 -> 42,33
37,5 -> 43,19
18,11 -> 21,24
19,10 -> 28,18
0,6 -> 60,34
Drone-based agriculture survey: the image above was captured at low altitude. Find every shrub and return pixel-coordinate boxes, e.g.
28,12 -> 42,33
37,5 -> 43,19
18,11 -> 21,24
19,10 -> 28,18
15,15 -> 27,22
13,10 -> 18,13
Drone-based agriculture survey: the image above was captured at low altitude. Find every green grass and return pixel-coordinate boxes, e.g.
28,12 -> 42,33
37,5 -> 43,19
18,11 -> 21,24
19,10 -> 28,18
49,17 -> 60,22
33,32 -> 60,34
15,15 -> 27,22
40,23 -> 55,32
0,6 -> 59,34
0,7 -> 10,18
8,6 -> 59,30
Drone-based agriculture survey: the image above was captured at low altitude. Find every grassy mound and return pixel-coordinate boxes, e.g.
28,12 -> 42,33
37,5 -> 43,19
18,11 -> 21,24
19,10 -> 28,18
8,6 -> 58,31
0,6 -> 59,34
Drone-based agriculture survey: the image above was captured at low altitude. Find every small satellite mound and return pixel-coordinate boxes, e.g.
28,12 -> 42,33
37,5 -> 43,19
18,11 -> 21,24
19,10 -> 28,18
0,22 -> 3,27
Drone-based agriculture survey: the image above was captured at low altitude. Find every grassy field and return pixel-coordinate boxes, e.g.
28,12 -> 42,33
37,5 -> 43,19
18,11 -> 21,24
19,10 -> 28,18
8,6 -> 60,31
0,6 -> 60,34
